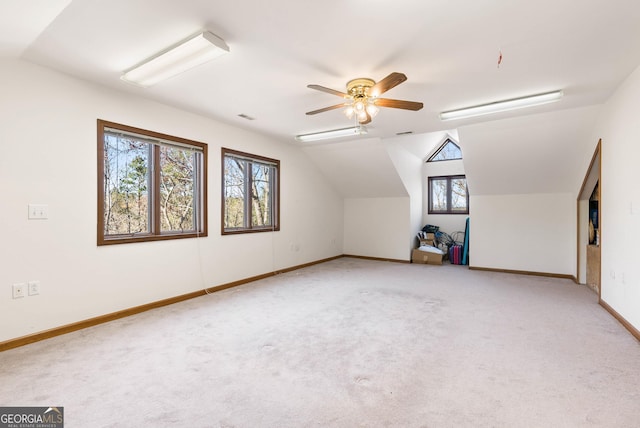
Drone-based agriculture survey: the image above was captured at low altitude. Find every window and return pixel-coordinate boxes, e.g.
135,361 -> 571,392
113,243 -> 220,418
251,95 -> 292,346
427,138 -> 462,162
222,148 -> 280,234
428,175 -> 469,214
98,120 -> 207,245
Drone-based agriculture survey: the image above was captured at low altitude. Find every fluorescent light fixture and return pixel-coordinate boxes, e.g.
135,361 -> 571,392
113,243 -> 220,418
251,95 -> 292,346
121,31 -> 229,87
295,126 -> 368,142
439,90 -> 563,121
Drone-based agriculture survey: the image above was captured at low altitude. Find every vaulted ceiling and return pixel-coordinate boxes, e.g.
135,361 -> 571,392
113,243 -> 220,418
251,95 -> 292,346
3,0 -> 640,197
459,105 -> 602,196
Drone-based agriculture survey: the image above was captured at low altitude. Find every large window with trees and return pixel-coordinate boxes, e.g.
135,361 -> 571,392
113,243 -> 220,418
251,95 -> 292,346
98,120 -> 207,245
428,175 -> 469,214
222,148 -> 279,234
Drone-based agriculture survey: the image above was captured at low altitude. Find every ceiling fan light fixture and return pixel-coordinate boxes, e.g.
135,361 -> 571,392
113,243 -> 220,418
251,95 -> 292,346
121,31 -> 229,87
366,101 -> 379,117
344,106 -> 355,119
307,73 -> 422,124
439,90 -> 563,121
295,126 -> 368,142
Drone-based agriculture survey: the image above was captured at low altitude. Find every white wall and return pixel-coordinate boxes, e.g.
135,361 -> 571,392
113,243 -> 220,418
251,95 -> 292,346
457,106 -> 601,277
384,136 -> 426,251
0,59 -> 343,342
469,193 -> 575,275
593,64 -> 640,330
343,197 -> 410,260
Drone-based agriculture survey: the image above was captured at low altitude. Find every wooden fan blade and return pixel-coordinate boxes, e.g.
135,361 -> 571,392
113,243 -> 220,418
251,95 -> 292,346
370,72 -> 407,96
307,84 -> 349,98
306,103 -> 347,115
375,98 -> 424,111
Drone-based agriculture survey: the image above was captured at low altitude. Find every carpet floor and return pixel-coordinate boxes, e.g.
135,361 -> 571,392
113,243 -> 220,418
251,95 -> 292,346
1,257 -> 639,427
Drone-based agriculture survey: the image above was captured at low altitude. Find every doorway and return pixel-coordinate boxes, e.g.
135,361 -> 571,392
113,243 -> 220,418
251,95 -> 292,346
577,140 -> 601,298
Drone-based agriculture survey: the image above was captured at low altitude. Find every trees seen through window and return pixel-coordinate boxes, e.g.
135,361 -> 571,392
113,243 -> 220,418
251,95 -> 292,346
98,120 -> 207,245
222,148 -> 279,234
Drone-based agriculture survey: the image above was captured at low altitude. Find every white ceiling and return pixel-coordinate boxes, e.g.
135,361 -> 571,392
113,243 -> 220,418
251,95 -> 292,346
2,0 -> 639,200
0,0 -> 71,56
4,0 -> 640,143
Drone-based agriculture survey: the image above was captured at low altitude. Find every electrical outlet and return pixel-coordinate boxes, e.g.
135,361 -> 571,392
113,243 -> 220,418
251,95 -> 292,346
28,281 -> 40,296
12,283 -> 26,299
28,204 -> 48,219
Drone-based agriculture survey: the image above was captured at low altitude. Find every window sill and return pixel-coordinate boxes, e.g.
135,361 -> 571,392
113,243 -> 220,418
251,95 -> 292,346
98,232 -> 207,246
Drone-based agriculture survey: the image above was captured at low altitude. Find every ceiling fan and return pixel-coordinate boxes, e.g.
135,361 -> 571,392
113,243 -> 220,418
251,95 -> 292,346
306,72 -> 423,125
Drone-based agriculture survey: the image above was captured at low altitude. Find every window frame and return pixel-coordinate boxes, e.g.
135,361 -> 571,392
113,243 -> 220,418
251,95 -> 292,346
97,119 -> 208,246
427,138 -> 462,162
221,147 -> 280,235
428,174 -> 469,215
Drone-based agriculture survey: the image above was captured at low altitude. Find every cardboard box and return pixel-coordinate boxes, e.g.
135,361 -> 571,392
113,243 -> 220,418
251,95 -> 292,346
419,233 -> 436,247
412,248 -> 443,265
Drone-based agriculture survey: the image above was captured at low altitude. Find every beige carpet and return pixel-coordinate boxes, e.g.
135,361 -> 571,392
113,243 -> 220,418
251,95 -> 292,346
1,257 -> 639,427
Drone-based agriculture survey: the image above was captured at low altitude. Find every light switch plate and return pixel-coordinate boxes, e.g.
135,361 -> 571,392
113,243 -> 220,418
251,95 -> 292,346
28,281 -> 40,296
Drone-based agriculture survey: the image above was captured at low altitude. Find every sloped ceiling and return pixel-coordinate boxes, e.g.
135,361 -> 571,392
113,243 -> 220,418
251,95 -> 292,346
385,130 -> 457,162
301,138 -> 408,198
301,130 -> 458,199
0,0 -> 71,56
458,106 -> 601,196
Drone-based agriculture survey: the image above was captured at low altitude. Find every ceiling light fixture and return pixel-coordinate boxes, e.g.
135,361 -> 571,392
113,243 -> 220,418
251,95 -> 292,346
306,73 -> 422,125
295,126 -> 368,142
121,31 -> 229,87
343,78 -> 379,123
439,90 -> 563,121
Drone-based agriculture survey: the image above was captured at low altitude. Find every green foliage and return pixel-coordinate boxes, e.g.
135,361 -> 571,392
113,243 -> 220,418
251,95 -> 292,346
223,156 -> 274,230
104,138 -> 149,235
103,136 -> 197,236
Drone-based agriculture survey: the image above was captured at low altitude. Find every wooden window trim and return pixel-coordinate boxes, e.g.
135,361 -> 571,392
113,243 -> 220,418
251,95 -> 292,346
221,148 -> 280,235
428,174 -> 469,215
97,119 -> 208,246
